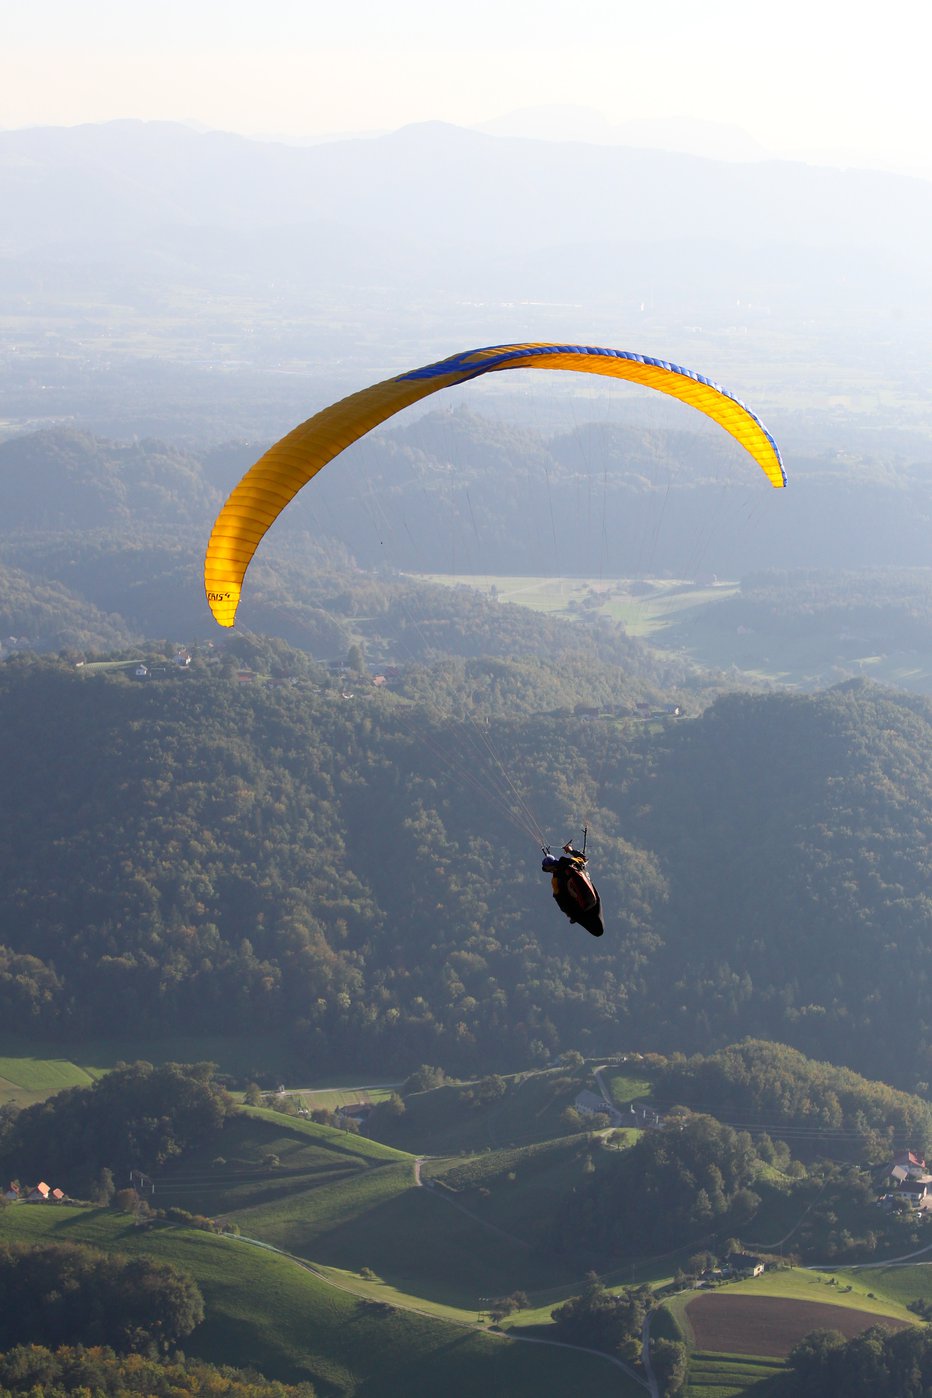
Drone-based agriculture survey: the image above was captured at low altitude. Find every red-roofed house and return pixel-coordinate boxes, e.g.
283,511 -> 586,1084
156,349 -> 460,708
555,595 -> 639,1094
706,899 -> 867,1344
891,1150 -> 928,1182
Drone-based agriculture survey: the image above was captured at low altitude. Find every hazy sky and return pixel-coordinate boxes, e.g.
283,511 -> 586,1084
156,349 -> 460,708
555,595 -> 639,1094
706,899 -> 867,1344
3,0 -> 929,176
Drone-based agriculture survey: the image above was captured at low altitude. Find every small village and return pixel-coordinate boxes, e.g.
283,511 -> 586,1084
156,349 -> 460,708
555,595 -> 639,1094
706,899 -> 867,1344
4,1180 -> 66,1204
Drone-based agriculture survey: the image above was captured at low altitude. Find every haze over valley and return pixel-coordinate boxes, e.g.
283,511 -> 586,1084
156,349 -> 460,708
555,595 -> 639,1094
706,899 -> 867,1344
3,64 -> 932,1398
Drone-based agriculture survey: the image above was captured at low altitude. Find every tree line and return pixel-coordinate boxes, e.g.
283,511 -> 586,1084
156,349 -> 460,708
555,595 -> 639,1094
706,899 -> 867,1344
780,1324 -> 932,1397
0,1345 -> 316,1397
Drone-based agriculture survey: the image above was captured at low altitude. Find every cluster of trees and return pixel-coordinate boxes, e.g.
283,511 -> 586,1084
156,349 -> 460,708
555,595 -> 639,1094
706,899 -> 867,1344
0,1062 -> 231,1196
483,1291 -> 529,1323
653,1042 -> 932,1161
781,1325 -> 932,1397
0,1345 -> 316,1397
553,1114 -> 765,1258
0,1242 -> 203,1355
550,1274 -> 652,1365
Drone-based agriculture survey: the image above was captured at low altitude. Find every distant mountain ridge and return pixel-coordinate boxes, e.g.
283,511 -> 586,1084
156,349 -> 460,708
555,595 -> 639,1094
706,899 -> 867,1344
2,118 -> 930,315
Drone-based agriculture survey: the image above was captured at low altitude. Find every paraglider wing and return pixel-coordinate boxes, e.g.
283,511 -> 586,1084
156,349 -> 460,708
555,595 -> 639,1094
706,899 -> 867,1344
205,342 -> 786,627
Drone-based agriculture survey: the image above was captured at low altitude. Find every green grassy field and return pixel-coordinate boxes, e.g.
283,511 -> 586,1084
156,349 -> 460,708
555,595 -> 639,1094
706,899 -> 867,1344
153,1108 -> 411,1218
413,573 -> 738,638
240,1106 -> 411,1165
236,1153 -> 574,1312
423,1133 -> 622,1255
657,1266 -> 920,1397
663,1268 -> 917,1339
368,1068 -> 592,1156
0,1054 -> 101,1107
413,572 -> 932,693
0,1205 -> 631,1397
602,1069 -> 654,1106
0,1055 -> 648,1322
153,1106 -> 577,1315
686,1351 -> 783,1397
833,1260 -> 932,1309
295,1086 -> 396,1111
0,1031 -> 305,1106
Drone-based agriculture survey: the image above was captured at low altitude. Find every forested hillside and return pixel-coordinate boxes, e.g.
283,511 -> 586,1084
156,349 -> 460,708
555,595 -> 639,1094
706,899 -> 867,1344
682,567 -> 932,666
1,652 -> 930,1089
652,1042 -> 932,1158
626,681 -> 932,1085
3,421 -> 932,664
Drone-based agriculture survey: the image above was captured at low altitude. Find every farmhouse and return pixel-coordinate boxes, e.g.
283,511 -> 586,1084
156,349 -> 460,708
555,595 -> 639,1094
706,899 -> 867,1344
897,1179 -> 932,1209
12,1179 -> 65,1203
575,1090 -> 611,1116
890,1149 -> 927,1180
727,1253 -> 765,1278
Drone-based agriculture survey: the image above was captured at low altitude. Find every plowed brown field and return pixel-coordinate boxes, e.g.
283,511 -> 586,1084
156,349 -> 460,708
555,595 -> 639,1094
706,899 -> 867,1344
685,1294 -> 912,1357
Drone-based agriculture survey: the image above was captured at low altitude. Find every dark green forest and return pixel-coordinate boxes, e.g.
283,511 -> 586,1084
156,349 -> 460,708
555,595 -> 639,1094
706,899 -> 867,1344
1,649 -> 931,1088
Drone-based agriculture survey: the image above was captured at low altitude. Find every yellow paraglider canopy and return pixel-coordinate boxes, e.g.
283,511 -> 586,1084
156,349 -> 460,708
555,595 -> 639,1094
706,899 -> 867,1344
205,341 -> 786,628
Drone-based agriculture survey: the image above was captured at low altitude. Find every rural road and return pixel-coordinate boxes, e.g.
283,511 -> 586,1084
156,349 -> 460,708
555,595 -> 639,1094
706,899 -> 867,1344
592,1064 -> 614,1109
641,1310 -> 660,1398
279,1081 -> 401,1094
815,1235 -> 932,1270
267,1071 -> 655,1389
